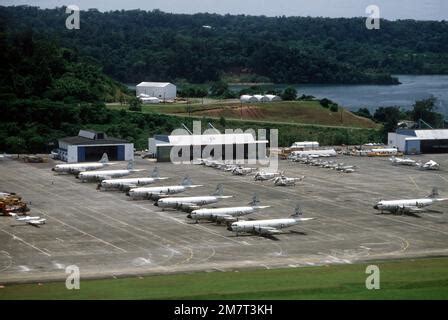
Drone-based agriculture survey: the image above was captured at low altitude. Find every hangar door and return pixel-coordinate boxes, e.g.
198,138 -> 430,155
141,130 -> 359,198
420,140 -> 448,154
82,145 -> 123,162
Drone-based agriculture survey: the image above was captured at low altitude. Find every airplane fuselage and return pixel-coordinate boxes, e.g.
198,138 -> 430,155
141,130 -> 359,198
189,206 -> 268,221
229,218 -> 298,234
101,177 -> 165,189
157,196 -> 221,208
53,163 -> 108,174
128,185 -> 197,199
374,198 -> 436,213
78,169 -> 136,182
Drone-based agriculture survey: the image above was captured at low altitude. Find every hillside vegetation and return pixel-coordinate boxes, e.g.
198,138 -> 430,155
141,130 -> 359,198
138,101 -> 379,129
2,6 -> 448,85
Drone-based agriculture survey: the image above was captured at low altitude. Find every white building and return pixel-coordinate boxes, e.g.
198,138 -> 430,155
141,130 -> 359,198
149,133 -> 268,162
136,82 -> 177,101
265,94 -> 282,102
240,95 -> 258,103
388,129 -> 448,154
291,141 -> 319,150
253,94 -> 269,102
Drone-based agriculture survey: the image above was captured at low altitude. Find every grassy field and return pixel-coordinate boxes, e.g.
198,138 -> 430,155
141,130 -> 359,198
1,258 -> 447,300
108,100 -> 379,129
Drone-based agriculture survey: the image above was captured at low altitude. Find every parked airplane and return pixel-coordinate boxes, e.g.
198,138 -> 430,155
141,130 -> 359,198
52,153 -> 112,174
77,161 -> 143,182
417,160 -> 440,171
232,166 -> 257,176
373,188 -> 448,214
389,156 -> 416,166
127,176 -> 202,200
273,175 -> 305,186
227,205 -> 314,236
98,167 -> 168,191
254,170 -> 282,181
187,193 -> 270,223
10,213 -> 46,227
155,184 -> 232,211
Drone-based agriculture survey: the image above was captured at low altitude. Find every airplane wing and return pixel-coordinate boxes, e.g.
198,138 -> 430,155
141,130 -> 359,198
254,226 -> 282,235
27,220 -> 44,227
178,203 -> 201,212
216,215 -> 237,223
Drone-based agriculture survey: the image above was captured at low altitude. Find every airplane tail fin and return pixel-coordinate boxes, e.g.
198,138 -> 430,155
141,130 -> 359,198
99,153 -> 109,163
212,184 -> 224,196
248,193 -> 260,206
181,176 -> 192,186
127,160 -> 134,170
291,204 -> 303,218
151,167 -> 160,178
428,187 -> 439,198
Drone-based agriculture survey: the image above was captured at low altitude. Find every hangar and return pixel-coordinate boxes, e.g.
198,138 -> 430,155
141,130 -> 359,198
148,133 -> 269,162
388,129 -> 448,154
57,130 -> 134,163
136,82 -> 177,101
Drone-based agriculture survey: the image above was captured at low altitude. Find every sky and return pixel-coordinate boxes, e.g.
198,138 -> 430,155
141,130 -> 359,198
2,0 -> 448,20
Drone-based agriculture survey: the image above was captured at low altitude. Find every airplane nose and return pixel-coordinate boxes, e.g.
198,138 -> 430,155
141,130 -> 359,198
186,214 -> 192,219
51,168 -> 55,171
227,225 -> 233,231
154,202 -> 159,206
126,191 -> 130,196
373,205 -> 379,209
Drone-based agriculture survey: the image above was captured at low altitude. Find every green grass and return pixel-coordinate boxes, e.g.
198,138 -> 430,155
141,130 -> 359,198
1,258 -> 448,300
108,100 -> 379,129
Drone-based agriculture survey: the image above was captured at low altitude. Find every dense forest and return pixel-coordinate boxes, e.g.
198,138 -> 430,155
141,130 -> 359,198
2,6 -> 448,85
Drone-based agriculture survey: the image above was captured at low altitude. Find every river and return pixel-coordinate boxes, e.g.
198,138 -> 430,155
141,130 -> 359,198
230,75 -> 448,117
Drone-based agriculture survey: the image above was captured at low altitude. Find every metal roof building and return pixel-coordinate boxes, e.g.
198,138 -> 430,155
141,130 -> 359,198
149,133 -> 269,162
57,130 -> 134,163
388,129 -> 448,154
136,82 -> 177,101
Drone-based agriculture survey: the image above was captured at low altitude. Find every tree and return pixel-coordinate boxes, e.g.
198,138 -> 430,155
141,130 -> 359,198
210,81 -> 230,97
219,116 -> 227,127
409,98 -> 444,128
129,97 -> 142,111
281,87 -> 297,101
354,108 -> 372,119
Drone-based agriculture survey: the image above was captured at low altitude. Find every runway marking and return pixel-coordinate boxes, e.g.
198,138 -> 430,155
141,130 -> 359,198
438,174 -> 448,183
409,176 -> 420,190
0,228 -> 51,257
35,209 -> 127,253
133,204 -> 250,246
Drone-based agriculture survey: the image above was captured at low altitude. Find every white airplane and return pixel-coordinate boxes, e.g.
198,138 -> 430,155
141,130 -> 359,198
26,218 -> 46,226
77,161 -> 144,182
127,176 -> 202,200
10,213 -> 46,227
52,153 -> 113,174
187,193 -> 270,223
417,160 -> 440,171
98,167 -> 168,191
231,166 -> 257,176
389,156 -> 416,166
273,175 -> 305,186
227,205 -> 314,236
335,165 -> 357,173
254,170 -> 282,181
373,188 -> 448,214
155,184 -> 232,211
